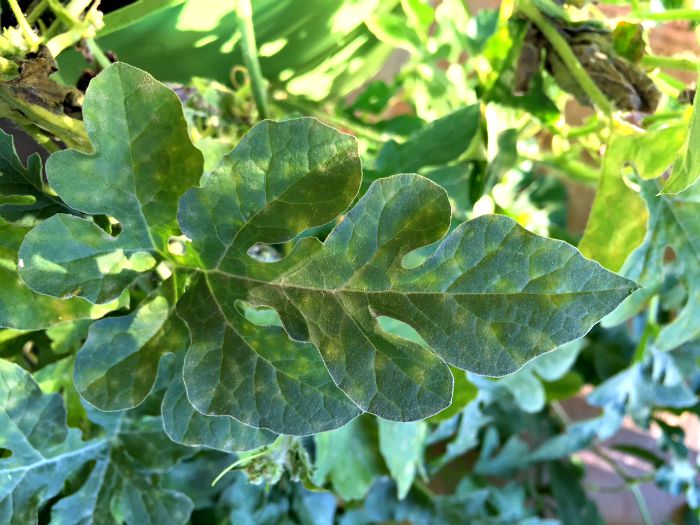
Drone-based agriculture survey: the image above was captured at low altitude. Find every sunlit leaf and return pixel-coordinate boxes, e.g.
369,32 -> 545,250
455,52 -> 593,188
19,63 -> 203,304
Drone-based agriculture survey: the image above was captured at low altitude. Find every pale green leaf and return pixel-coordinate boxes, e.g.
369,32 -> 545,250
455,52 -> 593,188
663,98 -> 700,194
580,123 -> 686,271
0,219 -> 126,330
377,419 -> 427,499
18,62 -> 203,304
313,416 -> 384,501
609,180 -> 700,350
365,13 -> 423,53
498,339 -> 583,413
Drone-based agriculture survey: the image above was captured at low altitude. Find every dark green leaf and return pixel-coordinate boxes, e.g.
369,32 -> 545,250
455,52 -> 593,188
376,105 -> 481,174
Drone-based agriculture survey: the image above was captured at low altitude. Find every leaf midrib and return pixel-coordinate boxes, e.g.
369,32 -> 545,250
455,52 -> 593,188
206,268 -> 633,297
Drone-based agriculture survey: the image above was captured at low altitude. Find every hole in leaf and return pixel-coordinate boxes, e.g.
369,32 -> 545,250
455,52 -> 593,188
401,240 -> 441,269
663,246 -> 677,264
236,300 -> 283,327
167,235 -> 189,256
247,243 -> 282,262
93,215 -> 122,236
376,316 -> 429,349
0,448 -> 12,459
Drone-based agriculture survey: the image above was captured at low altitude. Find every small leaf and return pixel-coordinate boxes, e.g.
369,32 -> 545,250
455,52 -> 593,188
313,416 -> 384,501
19,62 -> 203,304
0,129 -> 60,222
580,123 -> 686,271
378,420 -> 427,499
498,339 -> 583,413
663,88 -> 700,194
612,22 -> 646,64
376,104 -> 481,174
365,13 -> 423,53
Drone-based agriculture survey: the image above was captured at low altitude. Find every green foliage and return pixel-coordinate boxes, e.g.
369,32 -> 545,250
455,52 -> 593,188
0,358 -> 196,525
1,0 -> 700,523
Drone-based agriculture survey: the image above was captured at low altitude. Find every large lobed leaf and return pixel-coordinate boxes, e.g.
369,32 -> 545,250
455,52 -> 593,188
17,63 -> 637,437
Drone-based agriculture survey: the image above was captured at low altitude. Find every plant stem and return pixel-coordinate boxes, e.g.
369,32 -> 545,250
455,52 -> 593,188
8,0 -> 41,46
236,0 -> 268,119
518,0 -> 614,115
276,96 -> 388,145
86,38 -> 112,69
630,484 -> 654,525
642,55 -> 700,72
633,9 -> 700,22
27,0 -> 49,24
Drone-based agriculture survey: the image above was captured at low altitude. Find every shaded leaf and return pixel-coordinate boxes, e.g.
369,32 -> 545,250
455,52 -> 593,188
313,416 -> 384,501
0,359 -> 196,525
0,128 -> 62,222
378,420 -> 427,499
376,104 -> 481,174
162,365 -> 276,452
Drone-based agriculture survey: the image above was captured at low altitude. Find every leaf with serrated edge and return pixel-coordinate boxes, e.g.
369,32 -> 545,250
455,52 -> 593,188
18,62 -> 203,304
